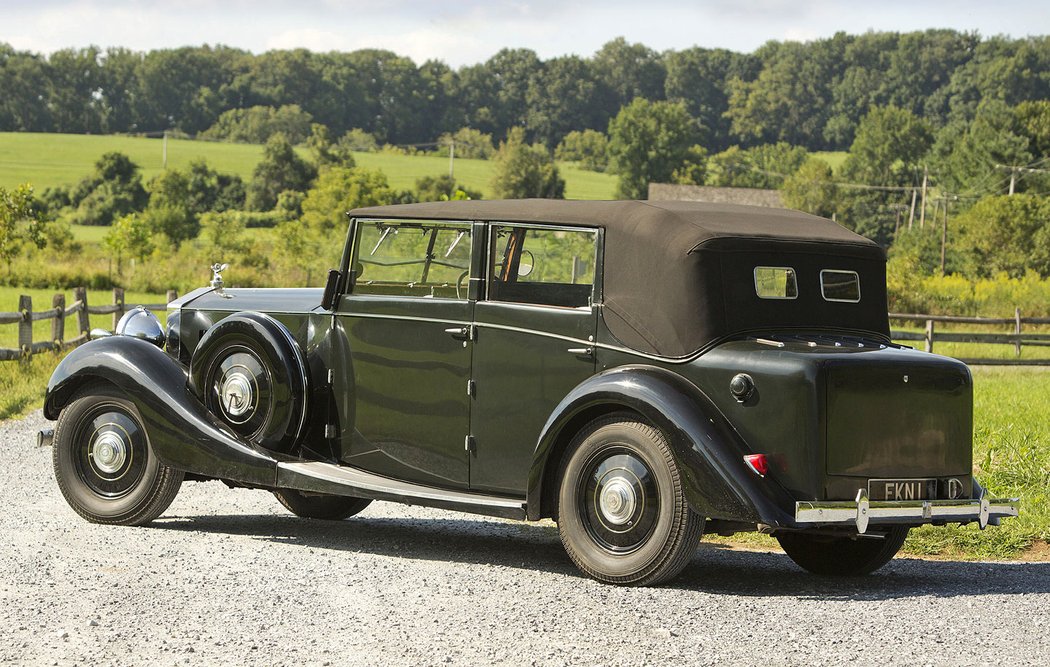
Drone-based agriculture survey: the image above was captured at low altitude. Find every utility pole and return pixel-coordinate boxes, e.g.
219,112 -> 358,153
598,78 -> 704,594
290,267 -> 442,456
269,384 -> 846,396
919,165 -> 928,229
162,130 -> 168,170
448,140 -> 455,181
940,196 -> 951,276
908,188 -> 917,230
995,163 -> 1050,195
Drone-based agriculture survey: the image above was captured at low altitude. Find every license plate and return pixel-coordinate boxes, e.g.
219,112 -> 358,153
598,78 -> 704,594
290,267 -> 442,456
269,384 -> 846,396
868,478 -> 937,501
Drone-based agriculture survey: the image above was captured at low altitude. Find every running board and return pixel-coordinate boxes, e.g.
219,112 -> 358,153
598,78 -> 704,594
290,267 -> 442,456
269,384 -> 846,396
276,461 -> 527,520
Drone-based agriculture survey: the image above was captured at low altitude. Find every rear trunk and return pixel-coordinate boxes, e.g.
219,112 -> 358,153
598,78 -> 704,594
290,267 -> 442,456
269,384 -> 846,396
823,357 -> 973,500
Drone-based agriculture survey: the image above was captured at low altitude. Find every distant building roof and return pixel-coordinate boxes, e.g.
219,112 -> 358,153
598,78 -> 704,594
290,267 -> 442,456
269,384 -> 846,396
648,183 -> 783,208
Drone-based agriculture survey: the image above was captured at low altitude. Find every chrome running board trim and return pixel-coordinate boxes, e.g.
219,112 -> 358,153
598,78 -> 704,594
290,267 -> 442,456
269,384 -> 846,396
276,461 -> 527,520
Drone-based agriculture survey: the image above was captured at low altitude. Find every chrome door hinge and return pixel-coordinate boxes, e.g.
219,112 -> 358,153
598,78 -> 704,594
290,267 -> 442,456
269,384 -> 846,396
325,424 -> 337,439
326,369 -> 335,386
464,435 -> 477,455
466,379 -> 476,397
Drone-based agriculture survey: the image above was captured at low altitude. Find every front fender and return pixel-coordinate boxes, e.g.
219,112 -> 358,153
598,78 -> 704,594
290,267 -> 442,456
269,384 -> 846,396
526,365 -> 797,526
45,337 -> 278,487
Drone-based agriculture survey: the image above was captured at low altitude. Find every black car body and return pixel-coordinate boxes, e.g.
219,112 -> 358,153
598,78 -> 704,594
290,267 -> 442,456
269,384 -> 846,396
44,200 -> 1018,585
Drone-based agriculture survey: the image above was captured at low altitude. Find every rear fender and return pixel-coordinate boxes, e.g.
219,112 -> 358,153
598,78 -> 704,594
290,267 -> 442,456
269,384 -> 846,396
45,337 -> 278,487
527,365 -> 796,526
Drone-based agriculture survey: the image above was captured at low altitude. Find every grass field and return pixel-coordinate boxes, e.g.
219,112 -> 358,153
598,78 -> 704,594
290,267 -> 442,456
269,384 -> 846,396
812,150 -> 848,173
0,132 -> 618,200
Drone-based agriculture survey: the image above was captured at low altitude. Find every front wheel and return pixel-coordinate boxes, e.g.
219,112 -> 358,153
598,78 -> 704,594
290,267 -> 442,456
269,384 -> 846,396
52,385 -> 183,525
557,416 -> 704,586
776,526 -> 910,576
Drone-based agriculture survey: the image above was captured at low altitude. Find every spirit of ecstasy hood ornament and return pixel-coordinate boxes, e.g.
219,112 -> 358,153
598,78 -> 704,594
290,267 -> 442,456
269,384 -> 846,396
210,263 -> 232,298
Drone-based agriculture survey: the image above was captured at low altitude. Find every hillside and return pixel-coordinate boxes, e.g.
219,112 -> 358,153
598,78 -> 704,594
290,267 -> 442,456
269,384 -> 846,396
0,132 -> 617,200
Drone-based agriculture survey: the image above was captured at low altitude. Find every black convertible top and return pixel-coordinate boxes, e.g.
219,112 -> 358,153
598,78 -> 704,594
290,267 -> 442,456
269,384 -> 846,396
349,200 -> 889,357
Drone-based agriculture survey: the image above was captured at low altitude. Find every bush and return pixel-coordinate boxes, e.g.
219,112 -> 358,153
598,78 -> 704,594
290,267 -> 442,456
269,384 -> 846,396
201,105 -> 314,144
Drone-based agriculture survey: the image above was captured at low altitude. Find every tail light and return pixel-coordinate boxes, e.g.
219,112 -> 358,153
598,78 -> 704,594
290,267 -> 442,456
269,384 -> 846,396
744,454 -> 768,477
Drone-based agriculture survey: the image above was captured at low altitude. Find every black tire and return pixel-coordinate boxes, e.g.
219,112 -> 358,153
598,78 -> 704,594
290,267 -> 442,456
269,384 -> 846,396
273,490 -> 372,520
189,312 -> 307,454
776,526 -> 910,576
52,385 -> 183,525
557,416 -> 704,586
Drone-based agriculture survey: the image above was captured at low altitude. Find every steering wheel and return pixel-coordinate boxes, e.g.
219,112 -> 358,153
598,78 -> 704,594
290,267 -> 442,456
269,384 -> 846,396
456,270 -> 469,299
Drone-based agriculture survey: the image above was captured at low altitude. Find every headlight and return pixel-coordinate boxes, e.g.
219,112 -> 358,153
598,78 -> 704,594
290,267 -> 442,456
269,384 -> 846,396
115,306 -> 166,348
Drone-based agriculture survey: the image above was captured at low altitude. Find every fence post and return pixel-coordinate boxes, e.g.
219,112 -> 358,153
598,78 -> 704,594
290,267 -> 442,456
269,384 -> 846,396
1015,307 -> 1022,358
166,289 -> 177,304
75,286 -> 89,338
112,287 -> 125,330
52,294 -> 65,350
924,319 -> 935,353
18,295 -> 32,358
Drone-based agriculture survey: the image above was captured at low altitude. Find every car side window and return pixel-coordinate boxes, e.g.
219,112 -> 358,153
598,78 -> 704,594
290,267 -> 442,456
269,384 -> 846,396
354,219 -> 473,299
488,225 -> 597,308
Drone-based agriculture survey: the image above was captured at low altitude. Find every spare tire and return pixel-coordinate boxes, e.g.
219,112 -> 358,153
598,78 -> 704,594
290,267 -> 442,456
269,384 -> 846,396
189,312 -> 308,454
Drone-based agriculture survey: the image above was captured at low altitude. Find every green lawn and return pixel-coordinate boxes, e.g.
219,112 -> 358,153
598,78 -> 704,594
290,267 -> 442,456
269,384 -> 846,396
0,132 -> 617,200
812,150 -> 848,173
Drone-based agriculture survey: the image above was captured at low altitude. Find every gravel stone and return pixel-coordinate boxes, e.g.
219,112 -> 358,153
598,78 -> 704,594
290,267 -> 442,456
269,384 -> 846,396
3,410 -> 1049,665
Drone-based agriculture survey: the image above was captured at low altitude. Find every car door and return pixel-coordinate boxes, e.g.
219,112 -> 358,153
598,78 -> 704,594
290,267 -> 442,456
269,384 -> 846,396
469,223 -> 600,495
335,217 -> 475,489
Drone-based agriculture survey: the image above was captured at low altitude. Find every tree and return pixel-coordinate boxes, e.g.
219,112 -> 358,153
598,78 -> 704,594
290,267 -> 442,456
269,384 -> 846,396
69,152 -> 149,226
606,98 -> 702,199
145,169 -> 198,246
929,100 -> 1031,195
246,133 -> 318,211
555,130 -> 609,172
525,55 -> 612,147
414,175 -> 481,202
202,104 -> 314,144
0,184 -> 46,273
300,166 -> 397,234
953,194 -> 1050,277
781,158 -> 839,218
664,47 -> 757,151
436,127 -> 495,159
706,142 -> 808,189
840,105 -> 932,186
103,213 -> 155,273
491,127 -> 565,199
592,38 -> 666,110
306,123 -> 357,168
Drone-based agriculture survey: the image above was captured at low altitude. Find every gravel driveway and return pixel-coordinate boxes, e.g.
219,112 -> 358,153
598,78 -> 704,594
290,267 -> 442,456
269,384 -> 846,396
3,410 -> 1049,666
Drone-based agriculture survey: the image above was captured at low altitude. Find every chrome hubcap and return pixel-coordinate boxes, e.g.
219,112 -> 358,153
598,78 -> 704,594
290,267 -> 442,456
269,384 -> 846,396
220,368 -> 255,420
90,430 -> 128,474
599,477 -> 637,526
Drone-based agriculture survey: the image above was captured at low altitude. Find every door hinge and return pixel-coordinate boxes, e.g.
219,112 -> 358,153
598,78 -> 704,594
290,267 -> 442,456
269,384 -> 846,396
464,435 -> 477,455
327,369 -> 335,386
325,424 -> 337,439
466,379 -> 476,397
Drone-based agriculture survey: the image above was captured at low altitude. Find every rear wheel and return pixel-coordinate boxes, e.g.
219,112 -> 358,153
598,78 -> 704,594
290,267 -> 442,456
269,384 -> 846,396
52,385 -> 183,525
273,489 -> 372,520
557,416 -> 704,586
776,526 -> 910,576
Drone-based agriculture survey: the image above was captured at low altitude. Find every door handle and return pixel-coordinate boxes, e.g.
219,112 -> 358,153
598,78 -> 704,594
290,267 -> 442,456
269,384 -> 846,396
567,346 -> 594,358
445,326 -> 471,341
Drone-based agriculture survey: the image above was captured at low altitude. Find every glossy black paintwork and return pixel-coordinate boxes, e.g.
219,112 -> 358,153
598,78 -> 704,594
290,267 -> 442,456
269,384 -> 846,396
334,293 -> 472,488
527,365 -> 796,526
46,336 -> 277,487
470,301 -> 596,494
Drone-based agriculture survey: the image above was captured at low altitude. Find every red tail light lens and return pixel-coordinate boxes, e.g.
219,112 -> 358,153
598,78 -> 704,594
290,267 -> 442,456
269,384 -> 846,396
744,454 -> 768,477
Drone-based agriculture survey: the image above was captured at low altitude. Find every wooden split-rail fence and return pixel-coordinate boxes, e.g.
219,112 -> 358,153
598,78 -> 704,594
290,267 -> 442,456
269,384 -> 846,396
0,287 -> 176,361
2,288 -> 1049,365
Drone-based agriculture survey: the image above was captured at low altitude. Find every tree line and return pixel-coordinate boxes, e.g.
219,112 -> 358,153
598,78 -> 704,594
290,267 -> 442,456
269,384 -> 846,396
2,31 -> 1049,151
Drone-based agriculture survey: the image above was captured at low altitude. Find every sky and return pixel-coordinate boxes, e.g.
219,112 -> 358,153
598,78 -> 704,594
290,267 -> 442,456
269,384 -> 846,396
3,0 -> 1050,67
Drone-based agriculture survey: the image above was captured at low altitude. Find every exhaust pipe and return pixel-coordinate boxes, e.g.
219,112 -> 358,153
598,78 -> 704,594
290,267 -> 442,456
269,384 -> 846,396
37,429 -> 54,448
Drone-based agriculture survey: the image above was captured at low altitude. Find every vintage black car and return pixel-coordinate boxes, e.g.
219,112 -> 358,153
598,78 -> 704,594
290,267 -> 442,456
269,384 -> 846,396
43,200 -> 1017,585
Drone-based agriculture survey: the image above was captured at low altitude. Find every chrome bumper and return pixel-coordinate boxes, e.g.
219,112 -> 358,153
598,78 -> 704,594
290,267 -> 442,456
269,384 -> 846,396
795,489 -> 1019,534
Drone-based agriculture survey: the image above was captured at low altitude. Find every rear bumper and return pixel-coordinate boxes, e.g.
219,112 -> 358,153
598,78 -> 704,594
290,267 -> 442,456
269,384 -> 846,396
794,488 -> 1019,534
